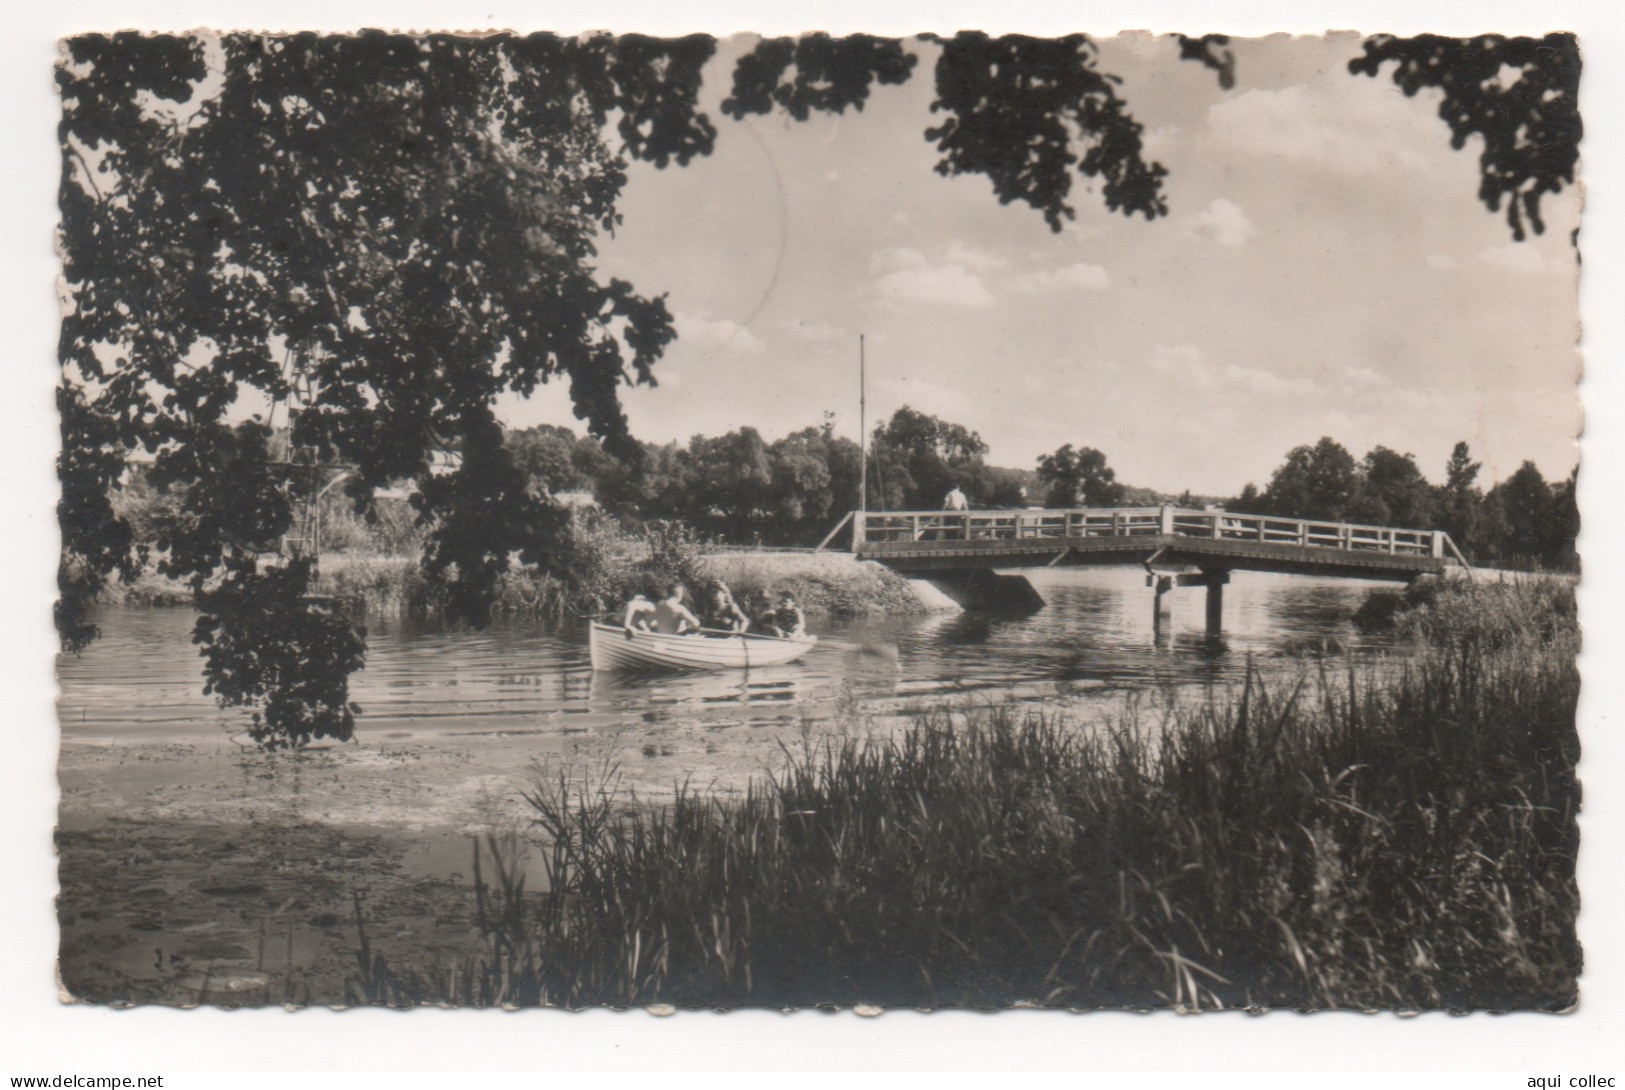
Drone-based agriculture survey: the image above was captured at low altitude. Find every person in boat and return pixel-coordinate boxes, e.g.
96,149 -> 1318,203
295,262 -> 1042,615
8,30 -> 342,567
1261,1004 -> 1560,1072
702,580 -> 750,633
744,588 -> 778,635
654,582 -> 702,635
621,588 -> 658,634
740,588 -> 772,632
759,590 -> 806,639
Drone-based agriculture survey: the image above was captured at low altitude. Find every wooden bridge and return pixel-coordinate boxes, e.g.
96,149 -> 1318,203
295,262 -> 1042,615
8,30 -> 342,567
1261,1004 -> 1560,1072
825,505 -> 1468,630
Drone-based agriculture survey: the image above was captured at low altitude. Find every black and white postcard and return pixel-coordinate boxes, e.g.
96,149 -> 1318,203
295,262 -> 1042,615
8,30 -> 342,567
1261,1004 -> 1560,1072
50,24 -> 1586,1014
17,4 -> 1623,1076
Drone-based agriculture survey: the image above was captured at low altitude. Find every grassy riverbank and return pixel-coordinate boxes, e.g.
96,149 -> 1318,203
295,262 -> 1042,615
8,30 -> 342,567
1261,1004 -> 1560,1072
702,549 -> 940,616
95,512 -> 935,621
348,579 -> 1579,1010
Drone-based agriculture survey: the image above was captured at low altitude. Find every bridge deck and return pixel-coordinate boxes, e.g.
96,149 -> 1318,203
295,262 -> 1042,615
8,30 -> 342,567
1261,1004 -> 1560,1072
850,507 -> 1457,582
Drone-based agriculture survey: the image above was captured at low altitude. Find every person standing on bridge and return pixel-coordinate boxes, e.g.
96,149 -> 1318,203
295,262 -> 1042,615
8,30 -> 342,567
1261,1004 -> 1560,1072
940,481 -> 969,540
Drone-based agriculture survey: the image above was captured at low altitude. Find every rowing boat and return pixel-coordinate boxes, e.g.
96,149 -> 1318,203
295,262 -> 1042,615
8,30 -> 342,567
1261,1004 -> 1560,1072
588,621 -> 818,672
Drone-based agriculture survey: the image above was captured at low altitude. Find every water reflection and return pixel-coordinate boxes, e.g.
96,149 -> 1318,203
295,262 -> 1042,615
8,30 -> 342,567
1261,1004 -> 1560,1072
58,566 -> 1405,739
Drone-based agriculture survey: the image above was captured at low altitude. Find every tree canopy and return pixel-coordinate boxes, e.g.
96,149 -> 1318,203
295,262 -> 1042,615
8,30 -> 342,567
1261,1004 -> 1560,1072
1036,444 -> 1125,508
872,406 -> 991,510
1254,438 -> 1363,522
1480,462 -> 1579,571
1349,447 -> 1437,529
58,32 -> 711,743
1350,34 -> 1581,242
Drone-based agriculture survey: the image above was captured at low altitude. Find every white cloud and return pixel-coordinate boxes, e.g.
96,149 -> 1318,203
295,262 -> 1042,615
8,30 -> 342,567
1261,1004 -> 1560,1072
1140,124 -> 1181,159
1344,365 -> 1390,388
1191,198 -> 1254,247
870,246 -> 995,309
943,240 -> 1007,273
1207,84 -> 1434,175
1228,364 -> 1314,397
1355,384 -> 1453,416
1149,344 -> 1204,375
1148,344 -> 1315,397
878,265 -> 994,309
673,311 -> 766,354
1009,261 -> 1110,294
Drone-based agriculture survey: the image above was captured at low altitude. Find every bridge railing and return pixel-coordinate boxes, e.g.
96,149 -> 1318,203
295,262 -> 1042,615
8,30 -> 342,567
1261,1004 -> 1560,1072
853,506 -> 1449,559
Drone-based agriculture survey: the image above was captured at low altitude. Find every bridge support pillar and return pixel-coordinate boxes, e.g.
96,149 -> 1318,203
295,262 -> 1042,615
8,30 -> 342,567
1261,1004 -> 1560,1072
1205,575 -> 1226,637
924,569 -> 1045,613
1146,568 -> 1230,638
1152,575 -> 1174,642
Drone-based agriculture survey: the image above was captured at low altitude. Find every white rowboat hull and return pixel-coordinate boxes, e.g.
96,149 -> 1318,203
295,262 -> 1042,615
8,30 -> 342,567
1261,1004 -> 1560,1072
588,622 -> 817,672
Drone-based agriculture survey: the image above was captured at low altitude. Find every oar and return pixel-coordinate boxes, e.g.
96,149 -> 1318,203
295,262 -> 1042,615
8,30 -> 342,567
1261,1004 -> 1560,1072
696,626 -> 897,659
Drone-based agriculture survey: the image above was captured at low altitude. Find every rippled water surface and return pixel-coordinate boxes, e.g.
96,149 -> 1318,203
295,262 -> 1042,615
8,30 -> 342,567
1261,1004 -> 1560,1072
59,567 -> 1406,739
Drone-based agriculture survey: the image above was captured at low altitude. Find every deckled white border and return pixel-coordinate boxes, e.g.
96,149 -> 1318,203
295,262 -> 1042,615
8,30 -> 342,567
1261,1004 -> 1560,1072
5,0 -> 1620,1078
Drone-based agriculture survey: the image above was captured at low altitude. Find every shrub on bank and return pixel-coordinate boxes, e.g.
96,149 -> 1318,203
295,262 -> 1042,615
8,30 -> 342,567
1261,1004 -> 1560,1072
703,550 -> 929,617
349,580 -> 1579,1010
323,554 -> 425,611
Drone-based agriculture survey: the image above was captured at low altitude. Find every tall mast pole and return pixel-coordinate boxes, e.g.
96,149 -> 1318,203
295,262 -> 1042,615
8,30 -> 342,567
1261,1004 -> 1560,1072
859,334 -> 868,515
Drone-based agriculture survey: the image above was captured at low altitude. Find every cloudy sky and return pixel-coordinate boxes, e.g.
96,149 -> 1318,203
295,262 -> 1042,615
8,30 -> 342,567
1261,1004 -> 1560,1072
498,33 -> 1582,497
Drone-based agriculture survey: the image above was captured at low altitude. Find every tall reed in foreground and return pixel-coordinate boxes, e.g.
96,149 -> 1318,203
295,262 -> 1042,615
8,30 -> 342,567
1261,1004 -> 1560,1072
350,581 -> 1579,1010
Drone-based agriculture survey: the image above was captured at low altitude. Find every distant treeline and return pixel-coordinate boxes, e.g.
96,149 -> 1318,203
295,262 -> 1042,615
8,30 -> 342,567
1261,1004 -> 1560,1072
112,409 -> 1578,573
503,413 -> 1576,571
503,406 -> 1154,546
1230,437 -> 1578,572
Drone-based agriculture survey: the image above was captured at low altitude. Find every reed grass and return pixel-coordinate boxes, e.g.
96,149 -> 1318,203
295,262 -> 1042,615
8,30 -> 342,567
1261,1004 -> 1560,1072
348,580 -> 1579,1010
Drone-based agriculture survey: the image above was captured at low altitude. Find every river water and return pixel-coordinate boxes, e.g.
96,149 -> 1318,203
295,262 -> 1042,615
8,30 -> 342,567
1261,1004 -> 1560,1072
54,565 -> 1412,1000
58,566 -> 1404,742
